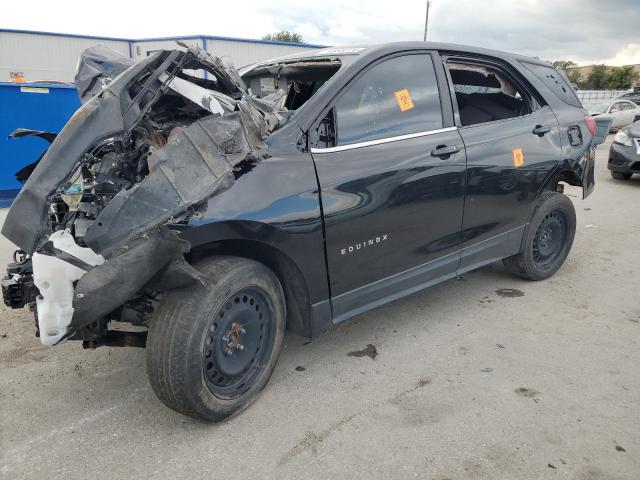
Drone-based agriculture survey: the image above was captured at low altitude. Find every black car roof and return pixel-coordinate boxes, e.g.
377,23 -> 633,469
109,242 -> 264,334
250,41 -> 556,133
243,41 -> 553,71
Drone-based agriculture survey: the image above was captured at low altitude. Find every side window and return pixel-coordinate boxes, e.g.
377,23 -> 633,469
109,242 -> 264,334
523,63 -> 582,108
610,103 -> 622,113
334,54 -> 443,146
621,102 -> 634,110
448,61 -> 533,127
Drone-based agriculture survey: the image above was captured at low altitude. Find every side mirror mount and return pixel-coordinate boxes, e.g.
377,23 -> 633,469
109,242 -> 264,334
309,109 -> 336,150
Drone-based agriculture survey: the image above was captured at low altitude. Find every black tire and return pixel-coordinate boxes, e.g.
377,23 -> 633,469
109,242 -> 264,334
611,171 -> 632,180
146,256 -> 285,421
503,191 -> 576,281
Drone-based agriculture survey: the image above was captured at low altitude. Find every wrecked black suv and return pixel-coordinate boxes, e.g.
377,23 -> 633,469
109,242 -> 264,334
2,42 -> 610,421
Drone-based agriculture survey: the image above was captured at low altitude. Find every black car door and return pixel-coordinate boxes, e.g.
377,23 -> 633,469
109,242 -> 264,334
442,55 -> 562,273
309,51 -> 466,322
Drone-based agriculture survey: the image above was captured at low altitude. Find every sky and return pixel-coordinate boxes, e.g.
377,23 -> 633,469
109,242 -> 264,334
3,0 -> 639,66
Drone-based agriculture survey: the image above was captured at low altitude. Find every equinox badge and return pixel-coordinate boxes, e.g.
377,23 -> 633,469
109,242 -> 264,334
341,234 -> 389,255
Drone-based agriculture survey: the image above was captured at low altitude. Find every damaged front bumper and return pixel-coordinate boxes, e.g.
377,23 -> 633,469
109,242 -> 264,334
2,44 -> 280,346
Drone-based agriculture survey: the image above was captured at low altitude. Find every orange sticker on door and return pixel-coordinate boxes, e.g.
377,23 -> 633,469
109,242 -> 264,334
394,89 -> 414,112
512,148 -> 525,167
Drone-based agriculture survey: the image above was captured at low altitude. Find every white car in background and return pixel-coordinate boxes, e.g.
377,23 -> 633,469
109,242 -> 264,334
588,99 -> 640,131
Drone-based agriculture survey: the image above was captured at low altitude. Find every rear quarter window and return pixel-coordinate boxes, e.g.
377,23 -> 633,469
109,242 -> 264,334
523,63 -> 583,108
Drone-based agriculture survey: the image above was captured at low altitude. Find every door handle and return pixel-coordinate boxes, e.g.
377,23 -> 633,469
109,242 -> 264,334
532,125 -> 551,136
431,145 -> 460,158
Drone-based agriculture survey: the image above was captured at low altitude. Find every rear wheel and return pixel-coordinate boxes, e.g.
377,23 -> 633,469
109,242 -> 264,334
610,171 -> 632,180
146,256 -> 285,421
503,191 -> 576,281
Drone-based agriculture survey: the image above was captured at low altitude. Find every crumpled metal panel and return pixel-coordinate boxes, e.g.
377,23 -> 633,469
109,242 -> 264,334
84,101 -> 272,253
1,47 -> 279,255
2,45 -> 283,338
1,93 -> 124,253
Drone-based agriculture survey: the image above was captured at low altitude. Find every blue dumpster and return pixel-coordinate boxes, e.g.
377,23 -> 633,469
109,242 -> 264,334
0,82 -> 80,206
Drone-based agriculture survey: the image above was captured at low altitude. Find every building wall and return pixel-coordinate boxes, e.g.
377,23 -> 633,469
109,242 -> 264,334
0,30 -> 322,83
0,31 -> 130,83
130,38 -> 206,78
204,39 -> 312,68
130,38 -> 204,60
130,37 -> 310,68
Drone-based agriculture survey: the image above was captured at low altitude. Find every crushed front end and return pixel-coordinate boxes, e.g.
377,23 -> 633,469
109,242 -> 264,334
2,44 -> 280,348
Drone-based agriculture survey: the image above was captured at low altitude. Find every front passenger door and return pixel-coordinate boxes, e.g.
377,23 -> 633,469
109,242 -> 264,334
310,52 -> 466,322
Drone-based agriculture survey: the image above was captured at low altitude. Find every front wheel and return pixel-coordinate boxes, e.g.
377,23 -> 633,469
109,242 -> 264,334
146,256 -> 285,421
503,191 -> 576,281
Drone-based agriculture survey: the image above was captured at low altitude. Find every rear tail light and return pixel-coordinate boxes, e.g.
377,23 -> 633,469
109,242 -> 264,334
585,115 -> 597,136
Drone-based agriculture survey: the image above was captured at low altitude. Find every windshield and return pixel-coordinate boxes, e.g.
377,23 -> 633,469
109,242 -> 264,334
588,102 -> 610,114
242,59 -> 342,130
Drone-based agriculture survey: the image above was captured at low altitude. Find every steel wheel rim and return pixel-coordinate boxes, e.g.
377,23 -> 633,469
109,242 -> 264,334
532,209 -> 568,270
202,287 -> 275,398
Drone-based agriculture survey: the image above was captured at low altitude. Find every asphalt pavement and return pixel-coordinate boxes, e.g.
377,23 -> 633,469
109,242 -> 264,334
0,136 -> 638,479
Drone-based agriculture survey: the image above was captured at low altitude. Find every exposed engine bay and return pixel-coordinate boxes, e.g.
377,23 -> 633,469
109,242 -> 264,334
0,43 -> 313,348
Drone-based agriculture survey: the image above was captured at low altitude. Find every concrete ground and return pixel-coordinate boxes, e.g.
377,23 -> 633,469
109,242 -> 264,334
1,137 -> 638,480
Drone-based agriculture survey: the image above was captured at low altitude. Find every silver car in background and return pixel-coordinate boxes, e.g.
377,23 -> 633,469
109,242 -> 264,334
588,99 -> 640,131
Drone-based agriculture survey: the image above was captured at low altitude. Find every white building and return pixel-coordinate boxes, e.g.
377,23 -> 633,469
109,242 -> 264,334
0,29 -> 324,83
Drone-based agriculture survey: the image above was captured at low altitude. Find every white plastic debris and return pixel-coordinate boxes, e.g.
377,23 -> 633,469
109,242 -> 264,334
159,73 -> 226,116
32,230 -> 104,346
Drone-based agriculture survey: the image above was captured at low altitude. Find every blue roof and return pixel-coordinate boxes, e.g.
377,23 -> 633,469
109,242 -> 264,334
0,28 -> 326,49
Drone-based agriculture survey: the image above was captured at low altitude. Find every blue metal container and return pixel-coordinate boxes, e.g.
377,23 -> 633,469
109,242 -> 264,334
0,82 -> 80,205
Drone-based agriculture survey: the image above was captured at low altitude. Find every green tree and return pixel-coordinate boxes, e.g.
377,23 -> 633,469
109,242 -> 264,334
585,64 -> 609,89
565,69 -> 583,86
552,60 -> 577,70
262,31 -> 304,43
606,65 -> 640,90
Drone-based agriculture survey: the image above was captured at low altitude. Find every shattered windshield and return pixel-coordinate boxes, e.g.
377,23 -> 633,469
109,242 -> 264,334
241,59 -> 342,129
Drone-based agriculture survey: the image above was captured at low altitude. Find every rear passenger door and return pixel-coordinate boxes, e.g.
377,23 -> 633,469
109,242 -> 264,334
442,56 -> 562,273
310,51 -> 466,321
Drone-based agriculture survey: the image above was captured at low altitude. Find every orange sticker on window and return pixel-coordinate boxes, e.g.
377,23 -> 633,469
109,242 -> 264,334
513,148 -> 525,167
394,89 -> 414,112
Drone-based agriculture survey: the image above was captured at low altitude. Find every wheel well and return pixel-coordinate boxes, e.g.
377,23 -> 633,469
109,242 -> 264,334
189,240 -> 313,338
554,169 -> 583,188
539,168 -> 583,197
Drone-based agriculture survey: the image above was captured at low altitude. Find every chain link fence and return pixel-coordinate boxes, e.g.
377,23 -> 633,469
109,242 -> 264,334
577,89 -> 631,106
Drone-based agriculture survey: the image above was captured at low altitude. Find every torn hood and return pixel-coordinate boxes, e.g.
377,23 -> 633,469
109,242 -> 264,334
2,45 -> 279,255
74,44 -> 135,103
